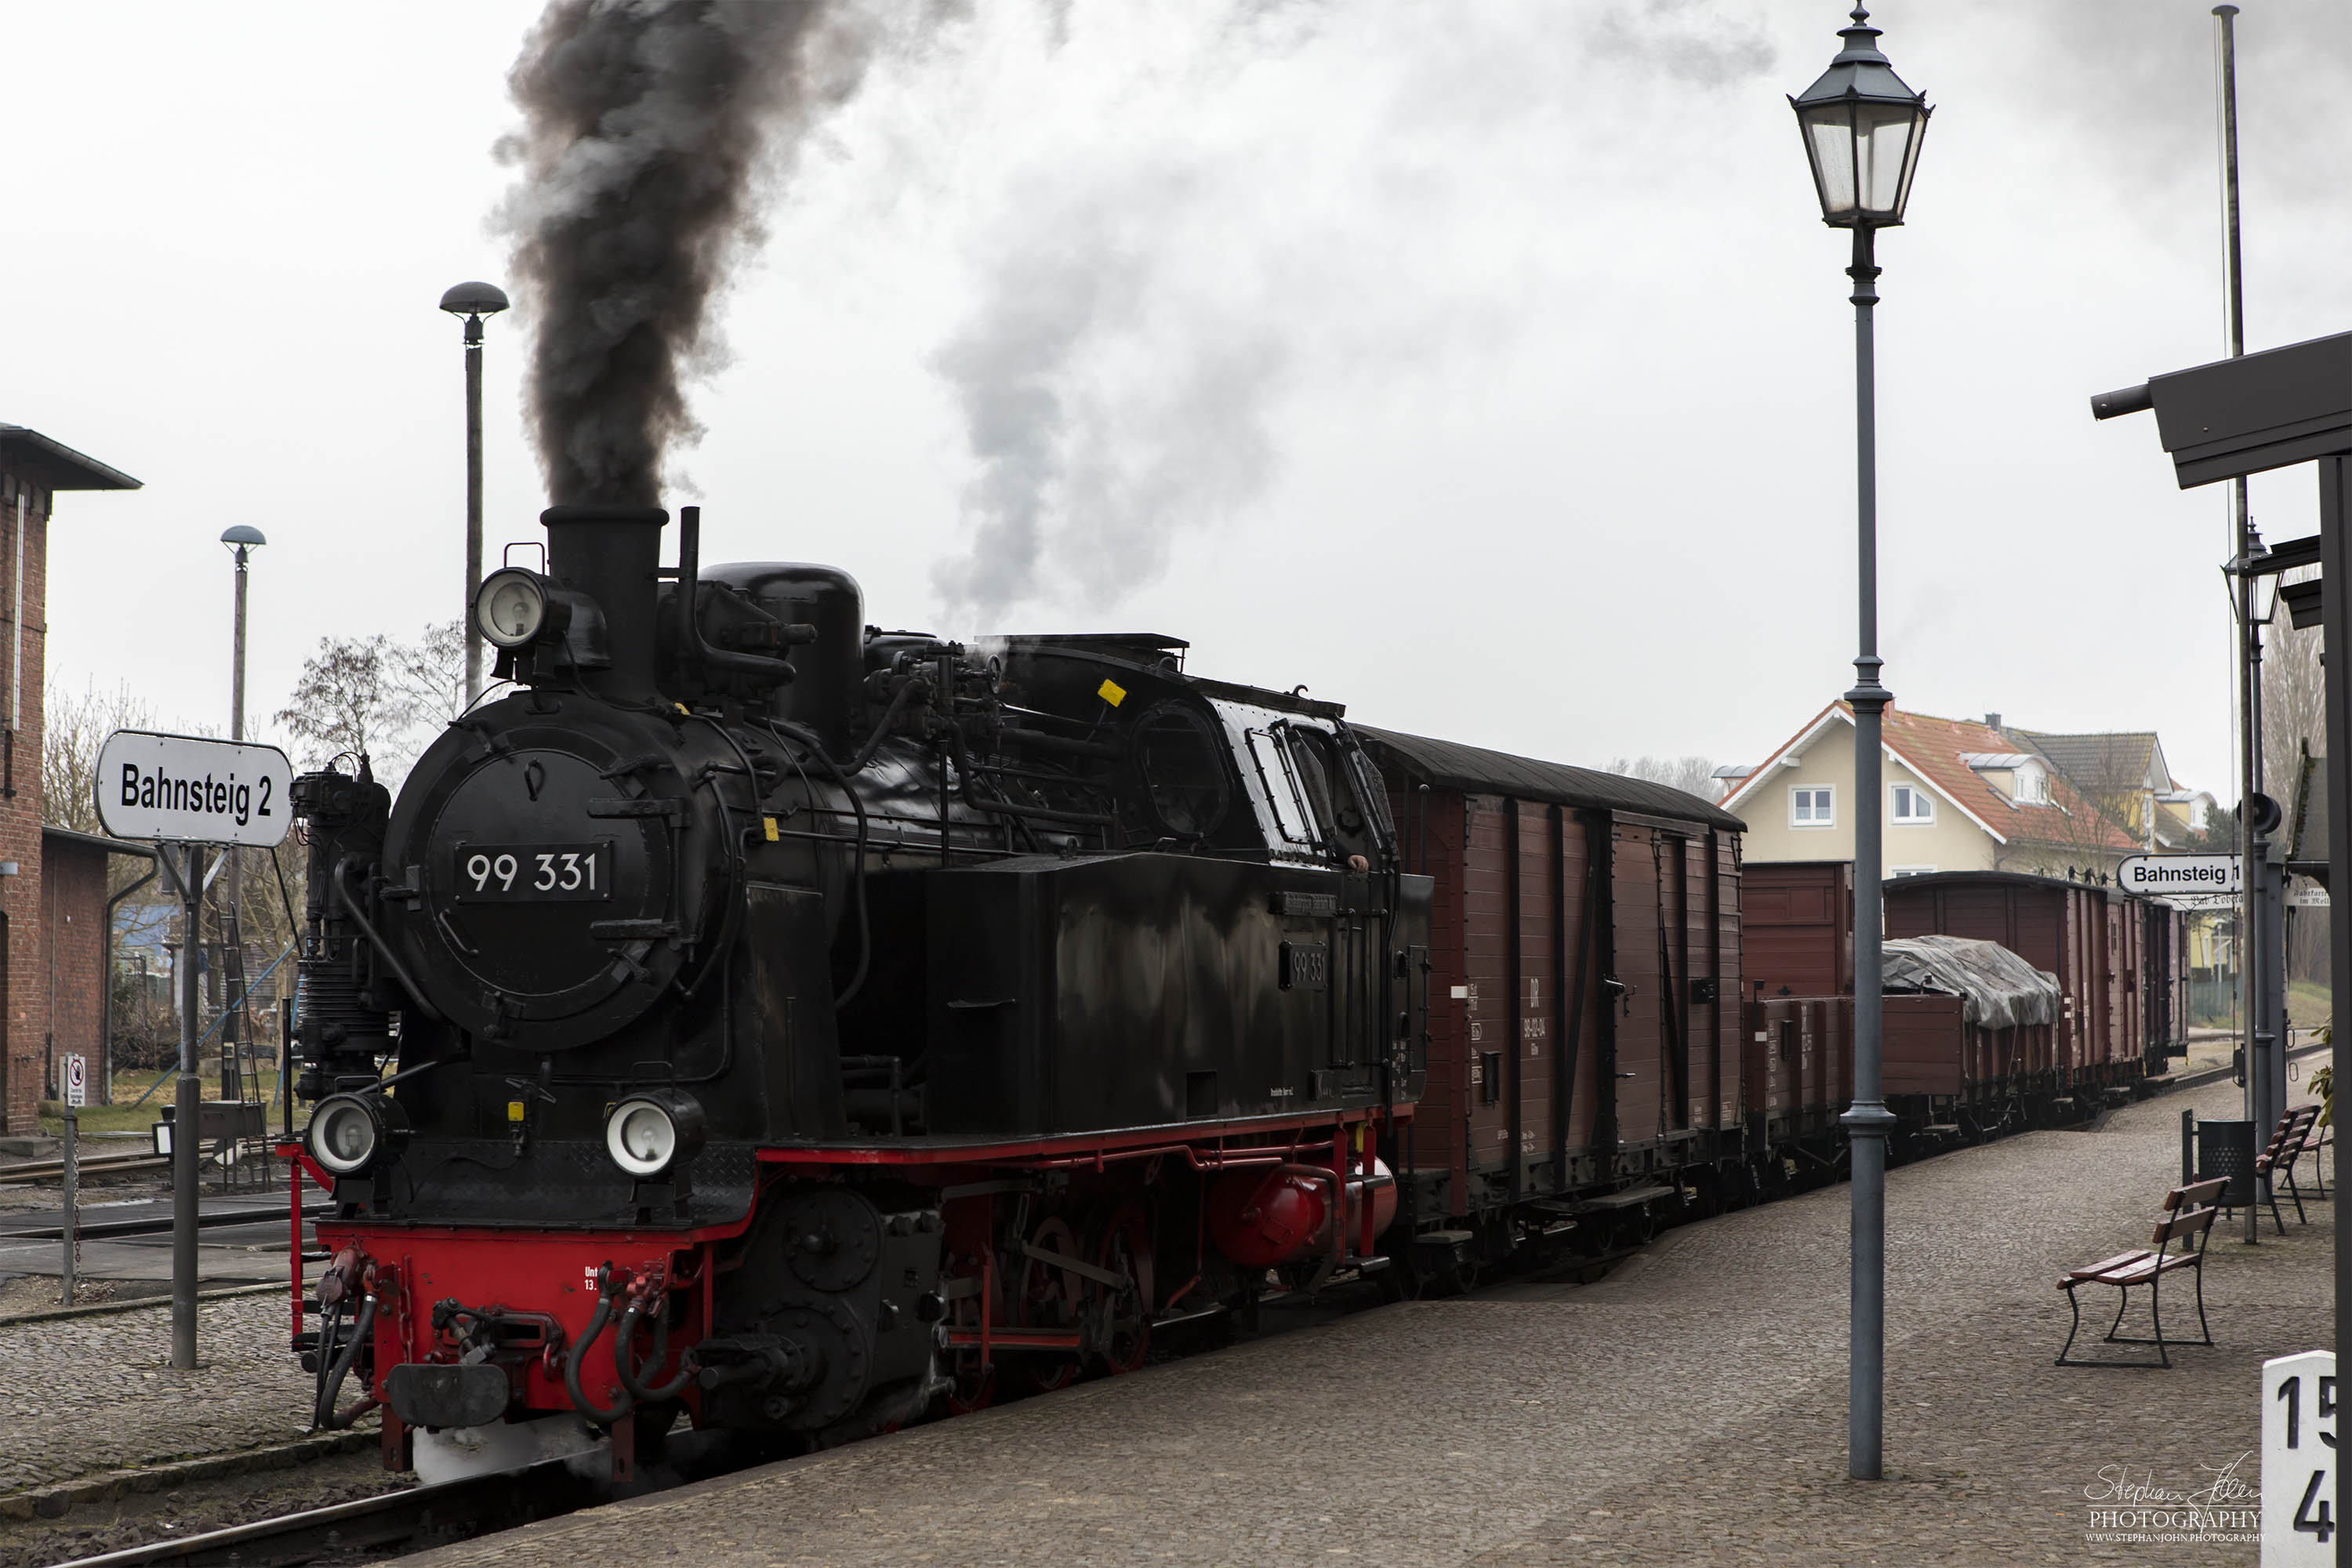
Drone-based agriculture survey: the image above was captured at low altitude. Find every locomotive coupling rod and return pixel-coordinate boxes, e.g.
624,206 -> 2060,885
1019,1239 -> 1129,1291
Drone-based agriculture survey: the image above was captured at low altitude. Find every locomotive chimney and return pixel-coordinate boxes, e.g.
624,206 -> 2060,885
543,503 -> 668,698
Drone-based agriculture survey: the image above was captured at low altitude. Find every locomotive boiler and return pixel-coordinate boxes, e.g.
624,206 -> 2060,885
289,502 -> 1426,1465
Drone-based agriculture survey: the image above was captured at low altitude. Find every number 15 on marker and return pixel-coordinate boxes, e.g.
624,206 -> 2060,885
2266,1351 -> 2336,1564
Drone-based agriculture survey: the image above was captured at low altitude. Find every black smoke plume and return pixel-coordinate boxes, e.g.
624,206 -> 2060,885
502,0 -> 872,506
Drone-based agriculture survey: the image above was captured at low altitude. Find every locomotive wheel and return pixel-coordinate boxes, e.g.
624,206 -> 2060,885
1088,1204 -> 1155,1375
1015,1217 -> 1083,1393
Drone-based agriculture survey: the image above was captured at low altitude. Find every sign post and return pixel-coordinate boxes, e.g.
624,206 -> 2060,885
60,1053 -> 82,1306
95,729 -> 292,1370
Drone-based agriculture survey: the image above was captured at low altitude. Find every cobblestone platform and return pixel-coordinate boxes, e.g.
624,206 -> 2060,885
403,1076 -> 2329,1567
0,1293 -> 322,1496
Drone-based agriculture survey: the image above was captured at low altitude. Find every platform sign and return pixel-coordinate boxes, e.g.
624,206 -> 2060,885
93,729 -> 292,848
61,1053 -> 85,1109
2117,852 -> 2242,899
2263,1349 -> 2336,1564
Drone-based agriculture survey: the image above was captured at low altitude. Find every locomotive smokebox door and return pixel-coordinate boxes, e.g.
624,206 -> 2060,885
385,713 -> 695,1051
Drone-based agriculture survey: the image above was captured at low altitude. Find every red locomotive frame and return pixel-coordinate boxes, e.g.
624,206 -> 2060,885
281,1101 -> 1406,1472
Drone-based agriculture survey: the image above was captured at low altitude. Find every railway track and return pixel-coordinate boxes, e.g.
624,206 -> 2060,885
0,1152 -> 169,1185
53,1456 -> 608,1568
0,1203 -> 327,1243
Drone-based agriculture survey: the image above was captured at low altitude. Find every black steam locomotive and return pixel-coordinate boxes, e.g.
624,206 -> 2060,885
292,503 -> 1425,1465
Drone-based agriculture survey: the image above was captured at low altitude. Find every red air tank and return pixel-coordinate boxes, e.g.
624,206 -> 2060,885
1205,1160 -> 1397,1269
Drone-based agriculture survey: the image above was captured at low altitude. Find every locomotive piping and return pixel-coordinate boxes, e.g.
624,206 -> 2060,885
331,859 -> 446,1024
675,506 -> 795,684
765,717 -> 873,1007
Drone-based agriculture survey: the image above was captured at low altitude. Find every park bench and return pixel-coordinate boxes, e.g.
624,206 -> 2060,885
2056,1176 -> 2227,1369
2252,1103 -> 2324,1236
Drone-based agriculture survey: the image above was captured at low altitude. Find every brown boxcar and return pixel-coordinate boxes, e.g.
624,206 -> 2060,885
1743,860 -> 1854,1000
1882,870 -> 2160,1102
1356,728 -> 1746,1264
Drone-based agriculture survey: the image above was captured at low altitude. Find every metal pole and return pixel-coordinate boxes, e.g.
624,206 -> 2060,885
171,843 -> 205,1370
60,1100 -> 77,1306
2315,457 -> 2352,1568
226,546 -> 249,1103
463,314 -> 486,706
2213,3 -> 2268,1241
1842,219 -> 1896,1483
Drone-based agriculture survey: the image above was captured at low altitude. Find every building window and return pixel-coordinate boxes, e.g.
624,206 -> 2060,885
1889,865 -> 1936,877
2016,766 -> 2048,804
1890,784 -> 1934,824
1791,786 -> 1834,826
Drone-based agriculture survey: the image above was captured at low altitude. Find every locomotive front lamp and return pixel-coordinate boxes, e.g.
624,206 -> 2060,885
477,568 -> 554,648
1790,6 -> 1930,230
307,1091 -> 406,1178
604,1088 -> 706,1179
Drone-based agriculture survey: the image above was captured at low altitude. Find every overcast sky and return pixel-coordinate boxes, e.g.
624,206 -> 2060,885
7,0 -> 2349,800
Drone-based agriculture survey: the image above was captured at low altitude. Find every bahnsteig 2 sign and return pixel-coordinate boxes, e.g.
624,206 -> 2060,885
95,729 -> 293,848
2114,852 -> 2241,901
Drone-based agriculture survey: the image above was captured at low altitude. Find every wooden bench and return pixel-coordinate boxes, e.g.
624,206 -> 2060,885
2253,1104 -> 2324,1235
2056,1177 -> 2227,1369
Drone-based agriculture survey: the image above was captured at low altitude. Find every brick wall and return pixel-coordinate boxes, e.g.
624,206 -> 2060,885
42,833 -> 107,1104
0,467 -> 47,1133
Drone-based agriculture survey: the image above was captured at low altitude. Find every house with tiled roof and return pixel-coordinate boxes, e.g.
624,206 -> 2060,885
2004,724 -> 2214,848
1718,703 -> 2146,879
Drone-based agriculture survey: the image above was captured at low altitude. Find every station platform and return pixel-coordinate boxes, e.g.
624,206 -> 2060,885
401,1073 -> 2328,1566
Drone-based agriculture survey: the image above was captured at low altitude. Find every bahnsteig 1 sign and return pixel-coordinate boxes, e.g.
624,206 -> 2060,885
94,729 -> 293,848
2114,852 -> 2241,900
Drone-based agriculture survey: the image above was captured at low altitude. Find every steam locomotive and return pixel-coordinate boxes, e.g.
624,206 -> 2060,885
291,503 -> 1428,1468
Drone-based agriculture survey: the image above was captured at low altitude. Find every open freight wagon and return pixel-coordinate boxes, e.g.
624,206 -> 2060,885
1355,728 -> 1746,1284
1743,862 -> 2184,1135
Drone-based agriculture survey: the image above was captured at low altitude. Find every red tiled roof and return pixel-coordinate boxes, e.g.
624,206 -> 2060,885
1734,702 -> 2142,853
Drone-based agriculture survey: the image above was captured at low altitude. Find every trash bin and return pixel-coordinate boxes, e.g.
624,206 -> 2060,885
2195,1117 -> 2258,1209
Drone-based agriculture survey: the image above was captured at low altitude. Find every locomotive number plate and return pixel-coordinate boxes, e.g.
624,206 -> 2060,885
452,842 -> 613,902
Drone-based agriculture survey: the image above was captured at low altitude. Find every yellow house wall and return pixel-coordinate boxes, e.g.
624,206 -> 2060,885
1730,721 -> 2004,873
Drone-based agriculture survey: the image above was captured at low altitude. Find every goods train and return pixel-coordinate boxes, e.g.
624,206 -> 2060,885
277,501 -> 2189,1475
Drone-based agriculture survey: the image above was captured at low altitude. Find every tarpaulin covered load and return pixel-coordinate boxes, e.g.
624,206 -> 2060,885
1881,934 -> 2060,1030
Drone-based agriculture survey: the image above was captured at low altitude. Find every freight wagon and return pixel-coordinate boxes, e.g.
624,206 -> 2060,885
1355,729 -> 1745,1287
1741,862 -> 2187,1136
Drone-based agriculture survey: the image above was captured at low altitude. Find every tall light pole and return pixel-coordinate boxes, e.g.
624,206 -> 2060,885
1790,4 -> 1930,1484
440,282 -> 510,706
218,526 -> 264,1100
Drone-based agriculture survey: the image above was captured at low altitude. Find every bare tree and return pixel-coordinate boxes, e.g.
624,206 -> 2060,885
44,681 -> 159,840
274,621 -> 465,785
1607,755 -> 1718,800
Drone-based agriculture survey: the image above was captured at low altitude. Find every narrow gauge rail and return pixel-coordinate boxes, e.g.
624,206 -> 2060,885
0,1202 -> 327,1243
0,1152 -> 170,1184
51,1456 -> 606,1568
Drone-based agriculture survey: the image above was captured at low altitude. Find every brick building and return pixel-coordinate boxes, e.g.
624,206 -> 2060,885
42,827 -> 154,1108
0,426 -> 140,1133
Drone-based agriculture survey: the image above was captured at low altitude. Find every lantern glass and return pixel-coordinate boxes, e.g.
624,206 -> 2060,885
1798,97 -> 1928,226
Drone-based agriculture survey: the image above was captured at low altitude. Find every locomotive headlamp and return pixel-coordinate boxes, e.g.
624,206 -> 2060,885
604,1087 -> 706,1179
306,1092 -> 406,1178
477,568 -> 557,649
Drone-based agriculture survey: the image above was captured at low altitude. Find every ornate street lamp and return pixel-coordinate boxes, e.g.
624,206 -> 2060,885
441,281 -> 510,706
1790,4 -> 1929,1485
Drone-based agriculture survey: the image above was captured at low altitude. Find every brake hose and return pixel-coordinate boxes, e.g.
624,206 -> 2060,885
563,1267 -> 633,1423
313,1292 -> 380,1430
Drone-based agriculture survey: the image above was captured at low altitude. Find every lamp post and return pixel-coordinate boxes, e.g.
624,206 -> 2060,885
1789,4 -> 1930,1484
439,281 -> 510,706
218,526 -> 264,1102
